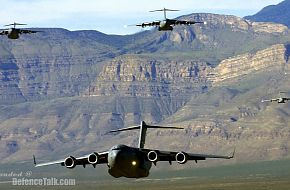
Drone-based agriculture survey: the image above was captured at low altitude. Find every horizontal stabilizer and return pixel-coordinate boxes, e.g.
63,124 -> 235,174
108,122 -> 184,133
108,126 -> 140,133
4,23 -> 27,27
150,8 -> 179,12
108,121 -> 184,149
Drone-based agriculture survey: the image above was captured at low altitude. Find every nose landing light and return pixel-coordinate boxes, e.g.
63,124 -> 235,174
132,161 -> 137,166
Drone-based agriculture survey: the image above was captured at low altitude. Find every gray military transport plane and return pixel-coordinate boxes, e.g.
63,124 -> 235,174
261,92 -> 290,104
34,121 -> 234,178
0,23 -> 40,39
135,8 -> 206,31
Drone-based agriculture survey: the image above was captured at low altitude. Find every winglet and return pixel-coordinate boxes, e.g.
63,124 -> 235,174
33,155 -> 37,166
229,148 -> 236,159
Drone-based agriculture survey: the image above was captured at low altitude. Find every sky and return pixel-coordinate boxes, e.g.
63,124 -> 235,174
0,0 -> 284,35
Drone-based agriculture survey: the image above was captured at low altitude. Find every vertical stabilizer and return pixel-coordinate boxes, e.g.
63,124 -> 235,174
163,8 -> 167,20
138,121 -> 147,149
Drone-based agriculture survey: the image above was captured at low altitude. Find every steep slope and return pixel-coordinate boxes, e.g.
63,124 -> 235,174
1,43 -> 290,164
245,0 -> 290,28
0,28 -> 119,104
164,44 -> 290,162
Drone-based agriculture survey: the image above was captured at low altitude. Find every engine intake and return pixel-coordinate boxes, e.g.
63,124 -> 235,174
88,152 -> 99,165
64,156 -> 76,169
147,150 -> 158,162
175,152 -> 188,164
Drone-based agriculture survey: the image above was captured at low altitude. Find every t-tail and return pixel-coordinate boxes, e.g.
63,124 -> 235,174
4,22 -> 27,28
149,8 -> 179,20
109,121 -> 183,149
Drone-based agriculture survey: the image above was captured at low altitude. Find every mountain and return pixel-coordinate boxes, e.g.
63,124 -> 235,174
245,0 -> 290,28
1,13 -> 290,165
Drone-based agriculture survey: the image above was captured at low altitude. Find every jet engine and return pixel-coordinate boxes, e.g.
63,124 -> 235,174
88,152 -> 99,165
175,152 -> 188,164
64,156 -> 77,169
147,150 -> 159,162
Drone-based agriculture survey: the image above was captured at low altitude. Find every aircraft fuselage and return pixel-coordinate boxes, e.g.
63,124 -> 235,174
107,144 -> 152,178
278,98 -> 288,103
7,28 -> 20,39
158,19 -> 173,31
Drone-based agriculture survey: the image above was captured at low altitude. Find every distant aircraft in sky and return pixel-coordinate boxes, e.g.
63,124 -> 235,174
34,121 -> 235,178
261,92 -> 290,104
0,22 -> 40,39
134,8 -> 206,31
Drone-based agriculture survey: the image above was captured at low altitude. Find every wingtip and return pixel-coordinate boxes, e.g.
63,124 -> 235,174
230,148 -> 236,158
33,155 -> 36,166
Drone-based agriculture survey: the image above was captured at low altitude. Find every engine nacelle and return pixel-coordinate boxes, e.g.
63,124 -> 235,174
175,152 -> 188,164
88,152 -> 99,165
147,150 -> 159,162
64,156 -> 77,169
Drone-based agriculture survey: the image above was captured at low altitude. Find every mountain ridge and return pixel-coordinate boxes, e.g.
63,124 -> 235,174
245,0 -> 290,28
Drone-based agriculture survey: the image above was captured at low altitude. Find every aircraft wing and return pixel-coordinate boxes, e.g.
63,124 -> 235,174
168,19 -> 205,26
270,98 -> 279,102
261,99 -> 277,102
141,148 -> 235,163
136,21 -> 161,28
34,151 -> 108,167
19,29 -> 40,34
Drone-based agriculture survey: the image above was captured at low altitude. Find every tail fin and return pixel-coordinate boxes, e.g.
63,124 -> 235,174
33,155 -> 37,165
109,121 -> 183,149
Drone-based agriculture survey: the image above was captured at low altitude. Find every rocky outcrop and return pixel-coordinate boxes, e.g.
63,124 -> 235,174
183,13 -> 288,34
85,56 -> 212,98
213,44 -> 289,83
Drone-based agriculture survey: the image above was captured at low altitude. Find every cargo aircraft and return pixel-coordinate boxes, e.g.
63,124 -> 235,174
34,121 -> 234,178
0,23 -> 40,39
261,92 -> 290,104
135,8 -> 206,31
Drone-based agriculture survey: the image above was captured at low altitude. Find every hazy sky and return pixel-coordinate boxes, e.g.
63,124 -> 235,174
0,0 -> 283,35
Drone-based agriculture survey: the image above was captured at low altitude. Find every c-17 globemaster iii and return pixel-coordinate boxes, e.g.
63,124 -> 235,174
0,22 -> 41,39
34,121 -> 235,178
261,92 -> 290,104
134,8 -> 206,31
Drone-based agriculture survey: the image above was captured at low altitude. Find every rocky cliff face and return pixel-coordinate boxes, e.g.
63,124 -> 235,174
187,13 -> 288,34
213,44 -> 290,83
86,56 -> 211,97
0,29 -> 117,104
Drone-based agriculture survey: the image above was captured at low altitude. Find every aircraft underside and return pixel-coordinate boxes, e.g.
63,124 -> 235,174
107,145 -> 152,178
158,24 -> 173,31
8,31 -> 19,39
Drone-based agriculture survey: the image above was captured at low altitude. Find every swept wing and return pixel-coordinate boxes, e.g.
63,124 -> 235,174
34,151 -> 108,167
